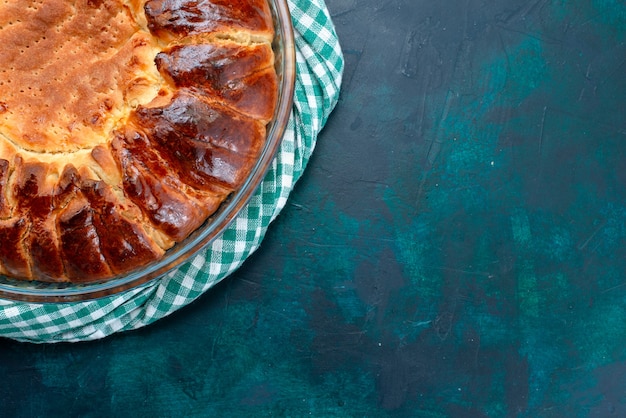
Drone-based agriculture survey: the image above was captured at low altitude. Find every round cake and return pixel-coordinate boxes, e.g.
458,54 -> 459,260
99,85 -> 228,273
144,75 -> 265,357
0,0 -> 278,282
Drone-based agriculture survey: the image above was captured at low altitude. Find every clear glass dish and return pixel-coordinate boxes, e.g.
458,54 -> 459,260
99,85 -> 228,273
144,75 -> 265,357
0,0 -> 296,303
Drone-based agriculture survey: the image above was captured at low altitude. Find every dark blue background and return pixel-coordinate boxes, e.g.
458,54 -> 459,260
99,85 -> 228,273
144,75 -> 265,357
2,1 -> 626,416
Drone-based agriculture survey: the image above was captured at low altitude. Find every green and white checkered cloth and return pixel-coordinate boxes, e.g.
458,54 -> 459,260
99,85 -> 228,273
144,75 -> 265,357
0,0 -> 343,343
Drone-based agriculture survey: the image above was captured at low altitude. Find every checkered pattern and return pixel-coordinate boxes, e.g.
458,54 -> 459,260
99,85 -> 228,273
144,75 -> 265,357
0,0 -> 343,343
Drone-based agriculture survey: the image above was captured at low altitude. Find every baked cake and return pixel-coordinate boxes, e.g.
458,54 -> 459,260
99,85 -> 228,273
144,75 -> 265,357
0,0 -> 279,282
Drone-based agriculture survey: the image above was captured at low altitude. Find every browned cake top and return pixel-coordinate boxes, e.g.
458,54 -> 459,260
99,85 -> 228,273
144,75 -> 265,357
0,0 -> 278,282
0,1 -> 161,152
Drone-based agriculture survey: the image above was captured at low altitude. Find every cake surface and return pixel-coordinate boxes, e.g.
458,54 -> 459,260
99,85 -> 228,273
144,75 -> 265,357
0,0 -> 278,282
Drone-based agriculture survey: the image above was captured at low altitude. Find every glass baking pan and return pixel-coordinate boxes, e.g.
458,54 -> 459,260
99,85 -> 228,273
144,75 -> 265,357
0,0 -> 296,302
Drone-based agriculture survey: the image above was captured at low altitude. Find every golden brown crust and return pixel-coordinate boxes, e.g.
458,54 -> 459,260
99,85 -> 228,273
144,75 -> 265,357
13,158 -> 65,281
57,193 -> 115,281
0,1 -> 158,152
144,0 -> 274,42
112,129 -> 221,242
0,218 -> 31,279
0,159 -> 10,219
155,41 -> 277,122
0,0 -> 278,282
131,90 -> 267,191
78,179 -> 165,275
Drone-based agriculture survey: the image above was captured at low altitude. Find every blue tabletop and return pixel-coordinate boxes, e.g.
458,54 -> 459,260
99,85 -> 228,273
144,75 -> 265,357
2,1 -> 626,416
